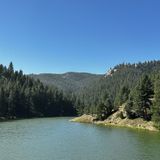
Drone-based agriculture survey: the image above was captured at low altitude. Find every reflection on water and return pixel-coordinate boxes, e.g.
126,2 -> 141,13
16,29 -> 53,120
0,118 -> 160,160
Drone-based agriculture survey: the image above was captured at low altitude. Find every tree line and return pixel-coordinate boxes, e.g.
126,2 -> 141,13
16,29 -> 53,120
75,61 -> 160,129
0,62 -> 76,120
1,61 -> 160,129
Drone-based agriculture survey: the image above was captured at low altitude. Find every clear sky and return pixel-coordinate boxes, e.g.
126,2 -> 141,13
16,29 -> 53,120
0,0 -> 160,74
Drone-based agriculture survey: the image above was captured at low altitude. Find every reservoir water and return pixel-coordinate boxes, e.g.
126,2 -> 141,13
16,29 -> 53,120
0,117 -> 160,160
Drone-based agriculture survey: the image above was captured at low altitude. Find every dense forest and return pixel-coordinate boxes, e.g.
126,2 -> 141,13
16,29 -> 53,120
0,62 -> 76,120
1,61 -> 160,129
74,60 -> 160,128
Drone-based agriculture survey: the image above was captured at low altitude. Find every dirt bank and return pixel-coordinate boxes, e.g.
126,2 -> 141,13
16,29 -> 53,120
70,113 -> 158,131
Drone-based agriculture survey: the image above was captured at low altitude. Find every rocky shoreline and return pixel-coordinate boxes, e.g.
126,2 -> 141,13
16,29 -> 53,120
70,114 -> 158,132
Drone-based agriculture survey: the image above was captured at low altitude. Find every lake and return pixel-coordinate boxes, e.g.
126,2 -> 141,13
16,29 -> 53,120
0,117 -> 160,160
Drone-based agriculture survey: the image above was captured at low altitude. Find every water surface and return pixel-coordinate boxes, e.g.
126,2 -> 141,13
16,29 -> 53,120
0,118 -> 160,160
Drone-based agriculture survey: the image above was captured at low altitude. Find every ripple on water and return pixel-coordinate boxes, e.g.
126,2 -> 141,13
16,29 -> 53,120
0,118 -> 160,160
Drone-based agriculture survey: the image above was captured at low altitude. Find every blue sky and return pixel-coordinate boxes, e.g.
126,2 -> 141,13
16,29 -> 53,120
0,0 -> 160,74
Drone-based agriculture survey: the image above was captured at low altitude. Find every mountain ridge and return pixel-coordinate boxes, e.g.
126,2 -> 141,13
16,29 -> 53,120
30,72 -> 103,94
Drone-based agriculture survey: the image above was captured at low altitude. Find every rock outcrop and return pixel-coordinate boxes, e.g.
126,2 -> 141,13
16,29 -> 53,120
71,106 -> 158,132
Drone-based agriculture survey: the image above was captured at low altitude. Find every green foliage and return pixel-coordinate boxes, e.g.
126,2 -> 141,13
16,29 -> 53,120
0,62 -> 76,119
74,61 -> 159,116
2,60 -> 160,125
29,61 -> 160,122
114,85 -> 130,107
30,72 -> 102,94
8,62 -> 14,74
30,60 -> 160,123
96,97 -> 113,120
136,75 -> 153,120
152,75 -> 160,128
125,97 -> 136,119
125,75 -> 153,120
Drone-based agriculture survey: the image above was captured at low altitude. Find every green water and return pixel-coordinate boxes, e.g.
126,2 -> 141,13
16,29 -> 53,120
0,118 -> 160,160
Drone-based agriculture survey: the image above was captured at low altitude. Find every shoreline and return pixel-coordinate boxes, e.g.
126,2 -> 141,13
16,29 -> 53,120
70,114 -> 158,132
0,115 -> 158,132
0,116 -> 75,123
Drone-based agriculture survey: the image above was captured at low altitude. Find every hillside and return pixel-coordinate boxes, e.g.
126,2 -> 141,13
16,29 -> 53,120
30,72 -> 102,94
30,61 -> 160,116
0,63 -> 76,120
77,60 -> 160,114
69,61 -> 160,130
29,60 -> 160,129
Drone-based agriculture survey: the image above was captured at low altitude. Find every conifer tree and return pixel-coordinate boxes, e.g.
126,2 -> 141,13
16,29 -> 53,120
132,75 -> 153,120
114,86 -> 130,107
152,75 -> 160,128
96,96 -> 113,120
8,62 -> 14,74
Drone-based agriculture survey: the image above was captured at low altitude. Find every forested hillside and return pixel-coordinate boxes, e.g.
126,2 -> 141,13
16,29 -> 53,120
76,61 -> 160,112
1,60 -> 160,129
75,60 -> 160,128
0,62 -> 76,120
30,72 -> 102,94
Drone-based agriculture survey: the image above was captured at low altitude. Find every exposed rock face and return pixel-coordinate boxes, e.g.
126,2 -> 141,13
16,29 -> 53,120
105,68 -> 117,77
70,114 -> 95,123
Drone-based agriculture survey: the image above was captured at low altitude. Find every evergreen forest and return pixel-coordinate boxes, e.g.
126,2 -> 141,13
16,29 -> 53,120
1,61 -> 160,129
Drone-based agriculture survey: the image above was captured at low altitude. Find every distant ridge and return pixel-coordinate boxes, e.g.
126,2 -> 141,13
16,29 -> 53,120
30,72 -> 103,93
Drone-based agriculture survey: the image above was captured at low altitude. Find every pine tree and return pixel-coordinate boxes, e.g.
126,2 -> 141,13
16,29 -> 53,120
0,62 -> 76,119
132,75 -> 153,120
0,87 -> 7,116
125,97 -> 136,119
96,97 -> 113,120
8,62 -> 14,74
114,86 -> 130,107
152,75 -> 160,128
